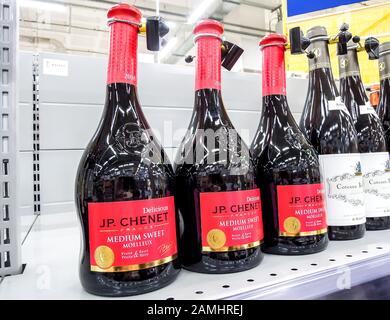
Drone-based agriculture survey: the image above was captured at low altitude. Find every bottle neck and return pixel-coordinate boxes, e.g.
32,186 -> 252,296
379,53 -> 390,82
261,43 -> 291,118
307,41 -> 339,99
192,89 -> 230,128
339,49 -> 367,114
339,49 -> 361,79
307,67 -> 339,101
103,83 -> 149,131
308,40 -> 332,72
262,44 -> 286,96
262,95 -> 290,116
107,21 -> 138,85
340,76 -> 367,122
378,78 -> 390,117
376,54 -> 390,117
340,75 -> 367,103
195,36 -> 222,91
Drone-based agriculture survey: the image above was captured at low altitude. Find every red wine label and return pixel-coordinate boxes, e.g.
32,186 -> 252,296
107,19 -> 138,85
277,184 -> 327,236
195,26 -> 222,91
88,197 -> 177,272
200,189 -> 263,252
261,39 -> 286,96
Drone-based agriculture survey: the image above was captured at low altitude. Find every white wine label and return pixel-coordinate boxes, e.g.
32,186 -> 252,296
359,102 -> 376,115
328,97 -> 348,112
359,104 -> 368,115
319,153 -> 366,226
360,152 -> 390,218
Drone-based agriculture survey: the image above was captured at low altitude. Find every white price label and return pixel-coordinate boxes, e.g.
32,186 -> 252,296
328,97 -> 348,112
43,58 -> 69,77
359,102 -> 376,115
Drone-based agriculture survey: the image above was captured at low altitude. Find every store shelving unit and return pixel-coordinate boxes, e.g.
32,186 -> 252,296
1,30 -> 390,298
0,0 -> 21,277
0,213 -> 390,299
134,230 -> 390,300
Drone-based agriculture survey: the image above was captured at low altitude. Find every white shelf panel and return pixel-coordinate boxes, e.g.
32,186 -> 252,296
1,213 -> 390,300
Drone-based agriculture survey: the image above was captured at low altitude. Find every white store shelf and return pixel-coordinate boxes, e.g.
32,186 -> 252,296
1,213 -> 390,300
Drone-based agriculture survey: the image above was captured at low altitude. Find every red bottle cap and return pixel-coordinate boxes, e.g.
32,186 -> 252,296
107,3 -> 142,24
193,19 -> 224,36
259,33 -> 287,47
260,33 -> 287,96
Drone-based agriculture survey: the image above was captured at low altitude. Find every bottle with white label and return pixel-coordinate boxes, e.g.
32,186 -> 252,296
377,42 -> 390,151
339,40 -> 390,230
299,26 -> 366,240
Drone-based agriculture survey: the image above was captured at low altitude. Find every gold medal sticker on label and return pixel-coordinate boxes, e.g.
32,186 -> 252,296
283,217 -> 301,235
94,245 -> 115,269
207,229 -> 227,250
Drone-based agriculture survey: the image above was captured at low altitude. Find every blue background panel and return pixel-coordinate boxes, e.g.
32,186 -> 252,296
287,0 -> 367,17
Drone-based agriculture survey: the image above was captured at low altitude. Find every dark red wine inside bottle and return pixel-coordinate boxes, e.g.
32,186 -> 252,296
377,42 -> 390,151
174,20 -> 264,273
75,4 -> 180,297
339,43 -> 390,231
299,26 -> 366,240
251,34 -> 328,255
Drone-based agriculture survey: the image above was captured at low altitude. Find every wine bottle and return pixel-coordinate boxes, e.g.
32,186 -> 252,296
299,26 -> 366,240
75,4 -> 180,296
377,43 -> 390,151
174,20 -> 264,273
339,41 -> 390,230
251,34 -> 328,255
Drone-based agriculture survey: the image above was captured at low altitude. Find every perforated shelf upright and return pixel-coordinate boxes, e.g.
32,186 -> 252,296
0,0 -> 21,277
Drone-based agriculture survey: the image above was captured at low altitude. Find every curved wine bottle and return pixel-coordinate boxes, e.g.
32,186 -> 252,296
299,26 -> 366,240
251,34 -> 328,255
174,20 -> 264,273
339,41 -> 390,230
377,42 -> 390,151
75,4 -> 180,296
